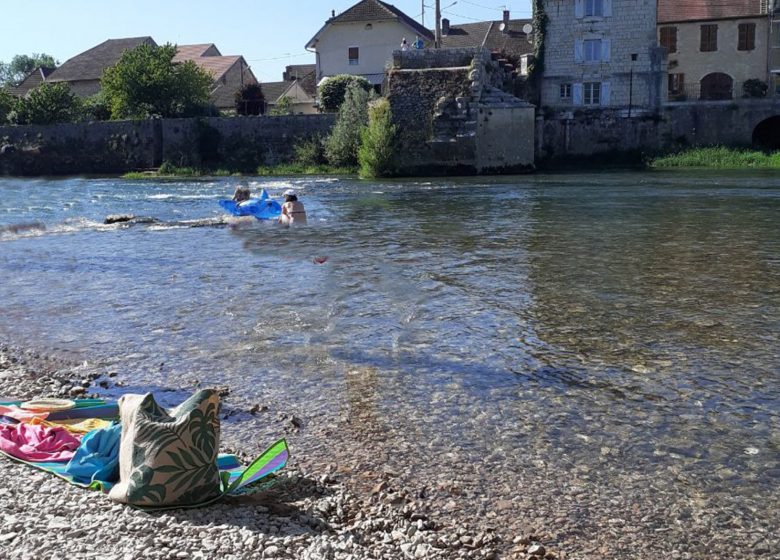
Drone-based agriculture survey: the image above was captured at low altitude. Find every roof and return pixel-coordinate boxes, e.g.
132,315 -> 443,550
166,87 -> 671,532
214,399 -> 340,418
440,19 -> 534,58
173,44 -> 221,62
48,37 -> 157,82
307,0 -> 434,48
261,81 -> 294,103
188,55 -> 243,80
283,64 -> 317,96
8,66 -> 56,97
658,0 -> 765,23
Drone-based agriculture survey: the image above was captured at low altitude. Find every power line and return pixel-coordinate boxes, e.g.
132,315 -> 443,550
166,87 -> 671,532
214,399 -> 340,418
245,52 -> 311,63
459,0 -> 506,12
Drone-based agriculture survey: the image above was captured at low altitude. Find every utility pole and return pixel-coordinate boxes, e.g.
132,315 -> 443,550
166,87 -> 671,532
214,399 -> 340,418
422,0 -> 425,26
435,0 -> 442,48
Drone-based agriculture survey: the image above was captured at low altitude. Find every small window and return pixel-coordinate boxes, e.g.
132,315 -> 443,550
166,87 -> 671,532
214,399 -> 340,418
668,73 -> 685,96
585,0 -> 603,17
660,27 -> 677,53
738,23 -> 756,51
560,83 -> 572,100
700,24 -> 718,52
584,39 -> 602,62
348,47 -> 359,65
584,82 -> 601,105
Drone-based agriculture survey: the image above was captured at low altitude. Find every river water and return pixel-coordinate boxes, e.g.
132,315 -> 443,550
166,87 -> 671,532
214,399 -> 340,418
0,172 -> 778,556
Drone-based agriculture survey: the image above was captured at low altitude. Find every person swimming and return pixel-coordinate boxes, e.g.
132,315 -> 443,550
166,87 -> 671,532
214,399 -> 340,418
278,189 -> 307,226
232,185 -> 251,204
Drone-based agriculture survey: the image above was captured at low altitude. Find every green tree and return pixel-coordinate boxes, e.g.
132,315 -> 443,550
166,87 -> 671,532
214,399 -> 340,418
0,88 -> 15,124
12,83 -> 82,125
235,83 -> 265,115
318,75 -> 371,113
101,43 -> 213,119
81,92 -> 112,121
358,98 -> 397,178
324,82 -> 370,167
0,53 -> 57,87
270,96 -> 293,116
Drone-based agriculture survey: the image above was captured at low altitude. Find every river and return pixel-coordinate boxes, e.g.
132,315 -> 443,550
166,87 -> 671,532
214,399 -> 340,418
1,171 -> 778,557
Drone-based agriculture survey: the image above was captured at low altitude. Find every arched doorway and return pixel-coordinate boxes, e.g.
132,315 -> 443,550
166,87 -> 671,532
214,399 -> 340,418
752,116 -> 780,150
700,73 -> 733,100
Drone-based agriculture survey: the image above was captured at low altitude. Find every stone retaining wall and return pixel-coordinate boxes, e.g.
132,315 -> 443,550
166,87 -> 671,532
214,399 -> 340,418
0,114 -> 335,176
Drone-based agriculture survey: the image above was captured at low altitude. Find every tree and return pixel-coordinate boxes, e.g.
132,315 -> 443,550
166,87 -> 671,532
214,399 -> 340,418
358,98 -> 397,178
235,83 -> 265,115
0,88 -> 15,124
0,53 -> 57,87
101,43 -> 213,119
270,96 -> 293,116
12,83 -> 82,125
318,75 -> 371,113
325,82 -> 370,167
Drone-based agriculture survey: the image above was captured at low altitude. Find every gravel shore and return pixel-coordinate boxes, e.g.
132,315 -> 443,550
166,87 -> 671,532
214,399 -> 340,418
0,343 -> 542,560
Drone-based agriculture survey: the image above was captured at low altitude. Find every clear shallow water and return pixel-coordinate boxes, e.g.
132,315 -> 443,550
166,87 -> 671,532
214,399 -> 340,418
1,172 -> 779,549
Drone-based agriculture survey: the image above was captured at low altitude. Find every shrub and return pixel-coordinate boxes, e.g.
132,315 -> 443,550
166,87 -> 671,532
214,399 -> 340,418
324,83 -> 370,167
235,83 -> 265,115
318,75 -> 371,113
294,136 -> 327,166
81,92 -> 111,121
13,83 -> 82,124
742,79 -> 768,99
270,96 -> 293,116
358,98 -> 397,178
0,88 -> 15,124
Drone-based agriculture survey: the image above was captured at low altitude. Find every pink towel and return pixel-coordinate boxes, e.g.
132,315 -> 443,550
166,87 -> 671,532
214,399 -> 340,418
0,422 -> 80,463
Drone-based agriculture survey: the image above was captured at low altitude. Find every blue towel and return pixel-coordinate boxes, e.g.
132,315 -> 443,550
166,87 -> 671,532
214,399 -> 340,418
64,423 -> 121,485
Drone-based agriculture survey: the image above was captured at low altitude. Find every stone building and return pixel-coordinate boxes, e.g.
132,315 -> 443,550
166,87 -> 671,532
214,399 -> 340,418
540,0 -> 665,111
658,0 -> 770,101
769,0 -> 780,95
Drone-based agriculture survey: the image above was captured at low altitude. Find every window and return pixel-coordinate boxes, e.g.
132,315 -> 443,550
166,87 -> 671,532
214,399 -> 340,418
660,27 -> 677,53
560,83 -> 572,100
668,73 -> 685,96
584,39 -> 603,62
584,82 -> 601,105
348,47 -> 359,65
738,23 -> 756,51
700,24 -> 718,52
585,0 -> 603,16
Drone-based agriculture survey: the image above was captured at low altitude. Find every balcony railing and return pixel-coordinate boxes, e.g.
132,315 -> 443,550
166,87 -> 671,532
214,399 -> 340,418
667,80 -> 773,102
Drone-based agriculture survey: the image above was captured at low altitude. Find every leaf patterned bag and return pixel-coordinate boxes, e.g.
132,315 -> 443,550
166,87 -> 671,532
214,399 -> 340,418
108,389 -> 222,508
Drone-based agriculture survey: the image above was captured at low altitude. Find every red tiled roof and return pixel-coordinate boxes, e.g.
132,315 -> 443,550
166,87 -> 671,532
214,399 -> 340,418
658,0 -> 764,23
188,55 -> 242,80
173,44 -> 221,62
440,19 -> 534,58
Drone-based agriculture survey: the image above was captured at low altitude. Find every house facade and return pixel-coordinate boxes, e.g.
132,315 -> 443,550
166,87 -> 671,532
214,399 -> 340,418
658,0 -> 770,101
540,0 -> 665,110
769,0 -> 780,94
306,0 -> 434,89
175,45 -> 258,111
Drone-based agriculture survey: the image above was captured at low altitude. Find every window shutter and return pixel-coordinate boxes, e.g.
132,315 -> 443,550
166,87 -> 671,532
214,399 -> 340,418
602,38 -> 611,62
573,83 -> 584,105
601,81 -> 611,106
575,0 -> 584,18
575,39 -> 584,63
604,0 -> 612,17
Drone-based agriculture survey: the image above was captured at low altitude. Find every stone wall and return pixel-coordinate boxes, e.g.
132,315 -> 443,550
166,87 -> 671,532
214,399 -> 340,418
392,48 -> 478,70
0,114 -> 335,176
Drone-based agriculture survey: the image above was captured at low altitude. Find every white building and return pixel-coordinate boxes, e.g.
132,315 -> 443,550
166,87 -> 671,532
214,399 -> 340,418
305,0 -> 434,91
540,0 -> 665,110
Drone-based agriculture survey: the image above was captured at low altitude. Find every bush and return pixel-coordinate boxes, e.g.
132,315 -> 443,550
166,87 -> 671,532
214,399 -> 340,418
13,82 -> 82,124
358,98 -> 397,178
269,96 -> 293,116
319,75 -> 371,113
0,88 -> 14,124
742,79 -> 768,99
81,92 -> 111,121
324,83 -> 370,167
235,83 -> 265,115
294,136 -> 327,166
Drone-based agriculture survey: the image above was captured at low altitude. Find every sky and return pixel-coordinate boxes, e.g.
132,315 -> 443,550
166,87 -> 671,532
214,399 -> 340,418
0,0 -> 532,84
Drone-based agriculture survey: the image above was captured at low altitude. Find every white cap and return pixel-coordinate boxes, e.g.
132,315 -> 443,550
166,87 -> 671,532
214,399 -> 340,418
283,189 -> 296,196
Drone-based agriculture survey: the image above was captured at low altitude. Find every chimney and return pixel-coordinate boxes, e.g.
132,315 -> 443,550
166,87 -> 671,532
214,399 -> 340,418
331,9 -> 336,17
442,18 -> 450,35
502,9 -> 510,32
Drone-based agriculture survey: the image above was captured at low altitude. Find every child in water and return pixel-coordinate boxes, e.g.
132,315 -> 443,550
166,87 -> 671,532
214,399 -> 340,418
232,185 -> 251,204
279,189 -> 307,226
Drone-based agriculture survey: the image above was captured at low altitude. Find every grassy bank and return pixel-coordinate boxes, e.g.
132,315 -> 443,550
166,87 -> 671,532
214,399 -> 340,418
651,147 -> 780,169
122,162 -> 355,179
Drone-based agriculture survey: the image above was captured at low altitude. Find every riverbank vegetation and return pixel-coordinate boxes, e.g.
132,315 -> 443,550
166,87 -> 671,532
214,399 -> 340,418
650,147 -> 780,169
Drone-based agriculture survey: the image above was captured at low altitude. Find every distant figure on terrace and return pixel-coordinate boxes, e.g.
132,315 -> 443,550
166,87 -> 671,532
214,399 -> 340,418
279,189 -> 307,226
413,36 -> 424,50
400,38 -> 409,51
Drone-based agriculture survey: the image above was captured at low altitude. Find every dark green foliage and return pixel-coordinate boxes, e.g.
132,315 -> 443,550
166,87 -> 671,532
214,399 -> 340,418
358,98 -> 397,178
101,43 -> 213,119
82,92 -> 111,121
325,83 -> 370,166
0,53 -> 57,87
235,83 -> 265,115
0,88 -> 14,124
12,83 -> 82,125
527,0 -> 548,104
318,75 -> 371,113
294,136 -> 328,166
270,96 -> 293,116
742,79 -> 768,98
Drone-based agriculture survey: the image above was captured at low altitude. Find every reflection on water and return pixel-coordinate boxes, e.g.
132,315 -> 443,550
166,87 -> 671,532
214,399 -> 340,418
0,172 -> 778,548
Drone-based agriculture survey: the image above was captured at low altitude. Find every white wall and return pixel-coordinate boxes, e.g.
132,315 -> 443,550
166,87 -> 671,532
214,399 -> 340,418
315,20 -> 416,80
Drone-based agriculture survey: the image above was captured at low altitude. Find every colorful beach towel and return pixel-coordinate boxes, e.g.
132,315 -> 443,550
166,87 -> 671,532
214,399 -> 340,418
0,422 -> 81,462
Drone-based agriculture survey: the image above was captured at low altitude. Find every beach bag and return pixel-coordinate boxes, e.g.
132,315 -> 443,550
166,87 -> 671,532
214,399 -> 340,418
108,389 -> 222,508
